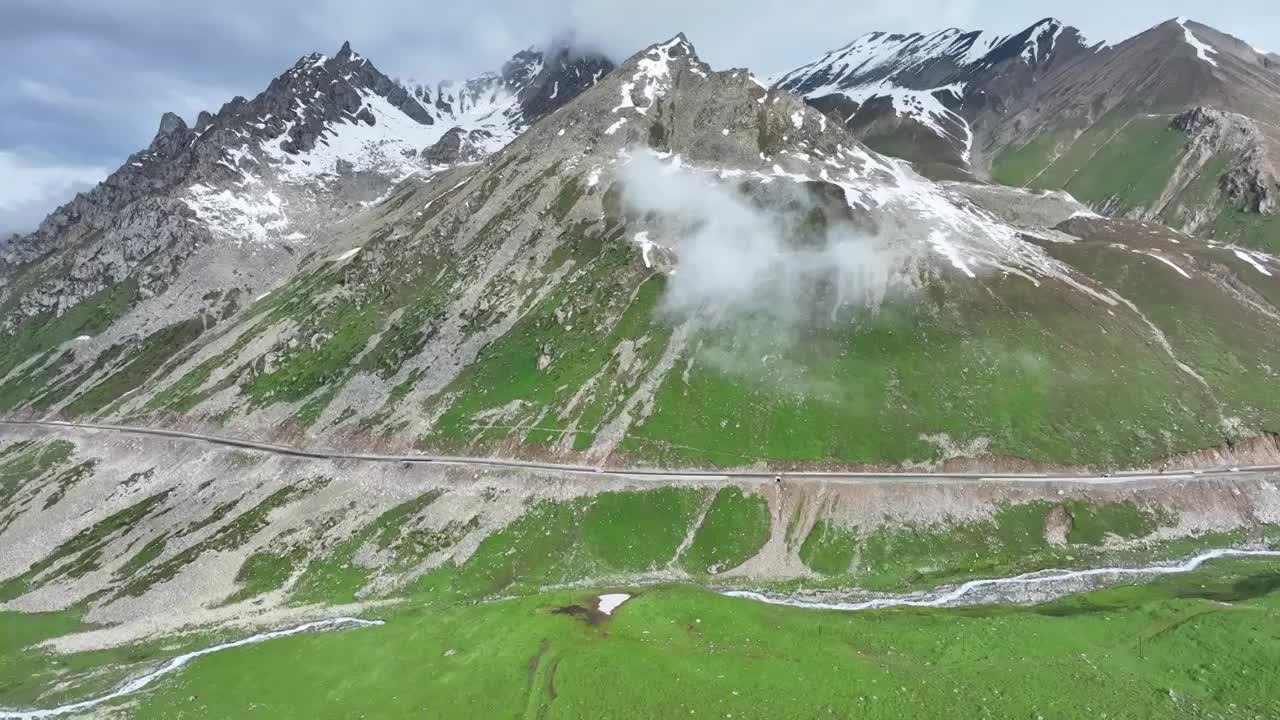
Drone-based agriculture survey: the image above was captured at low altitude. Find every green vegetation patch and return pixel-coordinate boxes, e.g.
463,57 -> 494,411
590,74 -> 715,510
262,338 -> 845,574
242,300 -> 382,407
225,546 -> 309,605
991,112 -> 1190,218
990,127 -> 1078,187
438,488 -> 708,600
580,487 -> 707,573
142,264 -> 343,414
120,480 -> 326,598
626,269 -> 1230,467
114,536 -> 168,580
0,277 -> 139,386
798,519 -> 858,574
0,439 -> 74,501
1161,150 -> 1233,227
439,500 -> 595,599
63,317 -> 205,416
41,460 -> 99,509
0,349 -> 75,413
791,500 -> 1181,586
291,490 -> 447,605
1209,207 -> 1280,253
1047,239 -> 1280,441
1064,499 -> 1170,545
104,556 -> 1280,720
0,490 -> 171,601
1057,115 -> 1188,213
420,234 -> 668,453
551,177 -> 584,221
681,487 -> 771,575
0,606 -> 242,710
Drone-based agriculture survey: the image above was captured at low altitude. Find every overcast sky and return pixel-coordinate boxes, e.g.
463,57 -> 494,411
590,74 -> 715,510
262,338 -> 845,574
3,0 -> 1276,237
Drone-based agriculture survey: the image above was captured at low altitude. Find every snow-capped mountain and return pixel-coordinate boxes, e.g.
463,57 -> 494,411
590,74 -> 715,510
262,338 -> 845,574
773,19 -> 1097,170
170,42 -> 611,246
773,19 -> 1092,90
776,17 -> 1280,240
0,41 -> 613,329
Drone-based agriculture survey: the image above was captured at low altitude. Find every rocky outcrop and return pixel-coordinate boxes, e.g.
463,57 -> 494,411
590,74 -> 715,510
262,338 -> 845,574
424,127 -> 494,165
1164,107 -> 1278,227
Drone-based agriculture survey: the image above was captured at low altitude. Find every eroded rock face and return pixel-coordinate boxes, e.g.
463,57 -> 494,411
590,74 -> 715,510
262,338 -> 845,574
1168,107 -> 1278,224
1043,504 -> 1073,546
424,127 -> 495,165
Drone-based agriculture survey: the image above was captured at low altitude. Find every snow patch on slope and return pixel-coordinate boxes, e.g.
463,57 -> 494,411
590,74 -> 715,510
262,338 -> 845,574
632,231 -> 659,268
184,57 -> 546,245
615,36 -> 692,117
1021,20 -> 1065,64
262,92 -> 487,183
183,183 -> 291,245
624,144 -> 1114,304
1134,250 -> 1192,278
773,28 -> 1009,88
1234,249 -> 1273,276
816,82 -> 973,161
1177,18 -> 1220,68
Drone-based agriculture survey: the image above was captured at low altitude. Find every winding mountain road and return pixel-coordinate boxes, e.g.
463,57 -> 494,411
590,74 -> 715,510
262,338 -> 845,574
3,418 -> 1277,485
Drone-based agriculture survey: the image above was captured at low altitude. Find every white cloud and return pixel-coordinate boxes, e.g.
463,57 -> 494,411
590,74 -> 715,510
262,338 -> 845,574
620,153 -> 904,327
0,149 -> 107,238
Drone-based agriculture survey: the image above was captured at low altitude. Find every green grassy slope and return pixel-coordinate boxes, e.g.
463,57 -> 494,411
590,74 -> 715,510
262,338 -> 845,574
999,114 -> 1188,213
5,132 -> 1277,471
991,110 -> 1280,252
11,556 -> 1277,719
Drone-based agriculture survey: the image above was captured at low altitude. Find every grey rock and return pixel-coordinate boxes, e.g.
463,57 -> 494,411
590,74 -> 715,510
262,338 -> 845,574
424,127 -> 494,165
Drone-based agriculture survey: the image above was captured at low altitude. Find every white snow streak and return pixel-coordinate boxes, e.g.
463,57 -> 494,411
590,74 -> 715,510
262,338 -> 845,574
1234,249 -> 1273,276
807,82 -> 971,160
1177,18 -> 1220,67
928,230 -> 976,277
615,36 -> 688,117
1136,250 -> 1192,278
632,231 -> 657,267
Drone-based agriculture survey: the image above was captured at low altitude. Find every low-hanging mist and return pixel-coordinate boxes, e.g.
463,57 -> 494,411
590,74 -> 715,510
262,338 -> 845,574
619,153 -> 911,331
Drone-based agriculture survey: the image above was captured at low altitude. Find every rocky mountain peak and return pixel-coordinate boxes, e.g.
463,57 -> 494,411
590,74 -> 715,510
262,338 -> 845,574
612,33 -> 708,79
154,112 -> 188,139
0,37 -> 616,327
148,112 -> 193,157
